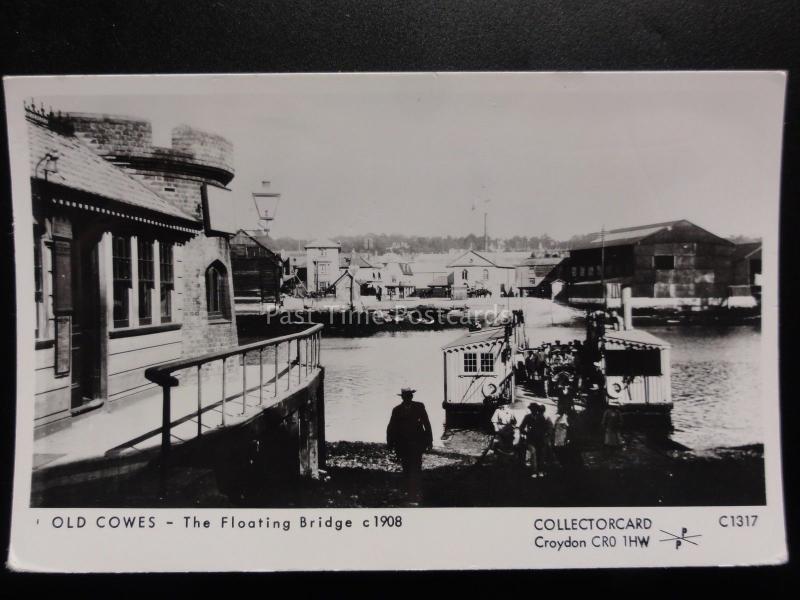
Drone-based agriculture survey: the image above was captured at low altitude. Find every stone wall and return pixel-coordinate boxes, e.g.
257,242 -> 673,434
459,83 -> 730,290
64,112 -> 239,358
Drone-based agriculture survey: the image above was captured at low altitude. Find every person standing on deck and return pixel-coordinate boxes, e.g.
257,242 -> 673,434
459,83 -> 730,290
387,388 -> 433,504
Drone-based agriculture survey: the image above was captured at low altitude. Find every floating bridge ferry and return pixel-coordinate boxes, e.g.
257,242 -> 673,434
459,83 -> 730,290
441,294 -> 673,425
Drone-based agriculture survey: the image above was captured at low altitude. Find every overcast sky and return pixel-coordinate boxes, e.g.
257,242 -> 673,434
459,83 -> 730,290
35,72 -> 785,241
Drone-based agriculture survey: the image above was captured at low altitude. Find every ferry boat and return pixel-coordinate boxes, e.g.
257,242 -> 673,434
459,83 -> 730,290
441,298 -> 673,426
441,310 -> 525,424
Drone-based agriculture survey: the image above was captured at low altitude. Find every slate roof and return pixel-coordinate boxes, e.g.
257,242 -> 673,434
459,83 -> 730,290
446,249 -> 515,269
28,119 -> 196,222
571,221 -> 685,251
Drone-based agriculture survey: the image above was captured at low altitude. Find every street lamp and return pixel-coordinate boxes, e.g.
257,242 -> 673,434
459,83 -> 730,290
252,191 -> 281,234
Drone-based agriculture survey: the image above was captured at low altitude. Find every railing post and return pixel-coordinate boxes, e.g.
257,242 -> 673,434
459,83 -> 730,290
317,332 -> 322,366
297,338 -> 302,383
197,365 -> 202,437
305,336 -> 309,377
259,348 -> 264,406
287,339 -> 291,390
242,351 -> 247,415
221,357 -> 227,427
274,342 -> 279,397
159,385 -> 171,499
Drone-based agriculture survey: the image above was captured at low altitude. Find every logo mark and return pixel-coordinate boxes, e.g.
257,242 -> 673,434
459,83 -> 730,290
659,527 -> 702,549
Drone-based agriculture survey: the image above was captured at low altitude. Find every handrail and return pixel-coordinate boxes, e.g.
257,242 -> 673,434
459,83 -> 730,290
145,323 -> 323,386
144,323 -> 324,499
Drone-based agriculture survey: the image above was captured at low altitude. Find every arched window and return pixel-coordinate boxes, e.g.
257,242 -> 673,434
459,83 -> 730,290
206,261 -> 230,320
462,269 -> 468,280
482,268 -> 490,281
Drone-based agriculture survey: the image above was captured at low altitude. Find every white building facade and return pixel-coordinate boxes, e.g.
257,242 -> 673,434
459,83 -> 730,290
305,239 -> 341,294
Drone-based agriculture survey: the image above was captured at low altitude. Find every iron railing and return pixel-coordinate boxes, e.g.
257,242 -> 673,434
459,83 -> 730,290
138,324 -> 323,466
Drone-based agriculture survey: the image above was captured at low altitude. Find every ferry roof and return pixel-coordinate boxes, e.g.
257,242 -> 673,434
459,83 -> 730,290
443,326 -> 508,351
603,328 -> 670,349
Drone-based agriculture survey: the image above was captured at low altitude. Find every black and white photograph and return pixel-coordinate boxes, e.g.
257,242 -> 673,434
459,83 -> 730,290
4,71 -> 787,571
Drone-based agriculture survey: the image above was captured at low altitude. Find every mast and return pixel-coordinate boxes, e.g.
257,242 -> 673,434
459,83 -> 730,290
600,225 -> 607,310
484,211 -> 488,252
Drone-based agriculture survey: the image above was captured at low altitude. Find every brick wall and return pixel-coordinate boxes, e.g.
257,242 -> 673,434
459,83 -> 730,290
63,112 -> 239,361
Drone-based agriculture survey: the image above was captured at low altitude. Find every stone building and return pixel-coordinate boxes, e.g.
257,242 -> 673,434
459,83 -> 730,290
30,105 -> 238,426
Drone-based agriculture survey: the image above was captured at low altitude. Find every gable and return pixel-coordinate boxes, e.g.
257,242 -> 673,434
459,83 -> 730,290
446,250 -> 498,268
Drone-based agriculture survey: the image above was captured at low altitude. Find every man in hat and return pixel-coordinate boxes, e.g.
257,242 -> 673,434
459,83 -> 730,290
387,388 -> 433,503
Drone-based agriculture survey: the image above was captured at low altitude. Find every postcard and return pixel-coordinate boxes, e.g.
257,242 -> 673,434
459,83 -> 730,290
3,71 -> 787,571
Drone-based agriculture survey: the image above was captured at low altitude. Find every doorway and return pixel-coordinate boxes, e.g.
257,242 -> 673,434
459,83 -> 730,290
70,229 -> 103,409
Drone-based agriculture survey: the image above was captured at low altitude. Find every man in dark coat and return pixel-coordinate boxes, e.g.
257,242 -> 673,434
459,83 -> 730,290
387,388 -> 433,503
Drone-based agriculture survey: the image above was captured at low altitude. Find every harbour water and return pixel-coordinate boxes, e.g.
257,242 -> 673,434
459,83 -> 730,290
320,322 -> 762,451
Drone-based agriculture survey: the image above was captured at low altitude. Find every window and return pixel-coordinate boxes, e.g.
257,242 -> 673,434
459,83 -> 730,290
571,266 -> 577,278
653,255 -> 675,270
462,269 -> 468,280
480,352 -> 494,372
206,261 -> 230,320
112,235 -> 131,328
482,268 -> 489,281
137,238 -> 154,325
463,352 -> 477,373
579,266 -> 585,277
34,226 -> 44,338
605,349 -> 662,376
319,263 -> 328,274
588,266 -> 595,277
159,242 -> 173,323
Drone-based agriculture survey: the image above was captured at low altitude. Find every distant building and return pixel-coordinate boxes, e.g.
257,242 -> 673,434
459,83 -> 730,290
730,241 -> 762,307
379,257 -> 415,299
446,249 -> 515,298
566,219 -> 736,308
340,250 -> 381,296
305,239 -> 341,294
514,255 -> 564,297
230,230 -> 284,313
29,106 -> 238,426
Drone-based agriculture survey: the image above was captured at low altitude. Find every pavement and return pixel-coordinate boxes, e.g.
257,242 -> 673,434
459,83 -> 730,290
34,357 -> 317,471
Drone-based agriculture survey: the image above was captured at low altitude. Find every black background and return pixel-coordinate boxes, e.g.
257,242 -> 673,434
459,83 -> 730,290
1,0 -> 798,592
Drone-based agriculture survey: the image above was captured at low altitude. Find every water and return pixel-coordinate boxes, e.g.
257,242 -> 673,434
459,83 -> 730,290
320,323 -> 763,451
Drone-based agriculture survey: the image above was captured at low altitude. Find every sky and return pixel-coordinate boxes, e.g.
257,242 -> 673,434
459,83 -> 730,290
34,72 -> 785,241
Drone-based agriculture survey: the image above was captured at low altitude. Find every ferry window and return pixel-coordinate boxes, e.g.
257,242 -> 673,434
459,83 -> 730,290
138,238 -> 154,325
480,352 -> 494,372
653,255 -> 674,270
588,266 -> 594,277
206,261 -> 230,320
571,266 -> 577,278
463,352 -> 477,373
604,349 -> 661,376
579,266 -> 585,277
159,242 -> 173,323
112,235 -> 132,328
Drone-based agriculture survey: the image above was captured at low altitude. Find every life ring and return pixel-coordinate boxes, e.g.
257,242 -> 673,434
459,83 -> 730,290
482,381 -> 498,398
606,380 -> 624,400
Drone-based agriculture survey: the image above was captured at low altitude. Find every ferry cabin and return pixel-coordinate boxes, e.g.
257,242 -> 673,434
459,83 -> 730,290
601,329 -> 672,415
442,326 -> 515,417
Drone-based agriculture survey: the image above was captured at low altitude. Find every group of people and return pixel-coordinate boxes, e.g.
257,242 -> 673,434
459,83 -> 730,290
485,399 -> 579,478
